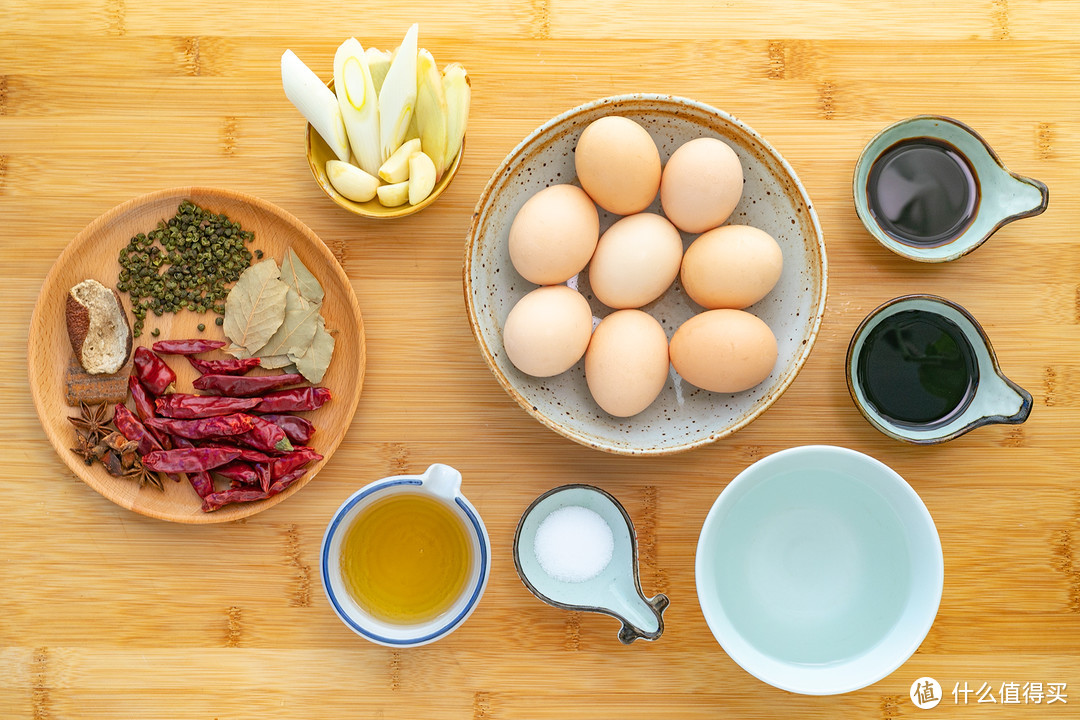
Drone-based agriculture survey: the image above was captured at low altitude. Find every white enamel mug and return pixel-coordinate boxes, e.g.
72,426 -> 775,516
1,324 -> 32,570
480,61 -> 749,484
321,463 -> 491,647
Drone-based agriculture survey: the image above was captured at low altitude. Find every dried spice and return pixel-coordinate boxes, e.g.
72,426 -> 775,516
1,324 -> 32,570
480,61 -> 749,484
152,339 -> 227,355
192,373 -> 304,397
222,259 -> 289,353
124,458 -> 165,491
186,356 -> 261,376
116,201 -> 255,338
253,387 -> 331,413
154,394 -> 260,419
133,346 -> 177,395
70,430 -> 100,465
67,401 -> 113,444
146,413 -> 255,440
258,414 -> 315,445
223,249 -> 334,383
141,447 -> 243,474
112,403 -> 164,456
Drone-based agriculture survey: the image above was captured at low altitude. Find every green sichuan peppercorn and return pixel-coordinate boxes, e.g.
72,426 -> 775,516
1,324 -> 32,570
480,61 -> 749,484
197,323 -> 206,332
116,200 -> 255,337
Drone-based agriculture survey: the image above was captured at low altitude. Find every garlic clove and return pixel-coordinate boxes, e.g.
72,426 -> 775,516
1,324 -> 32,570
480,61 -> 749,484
376,180 -> 411,207
326,160 -> 380,203
378,137 -> 421,183
408,151 -> 438,205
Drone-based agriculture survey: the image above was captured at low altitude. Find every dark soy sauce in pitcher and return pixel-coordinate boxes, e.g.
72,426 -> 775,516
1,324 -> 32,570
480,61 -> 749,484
856,310 -> 979,428
866,138 -> 979,247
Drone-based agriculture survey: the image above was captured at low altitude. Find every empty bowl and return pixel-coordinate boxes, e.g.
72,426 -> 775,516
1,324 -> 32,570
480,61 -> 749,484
695,445 -> 943,695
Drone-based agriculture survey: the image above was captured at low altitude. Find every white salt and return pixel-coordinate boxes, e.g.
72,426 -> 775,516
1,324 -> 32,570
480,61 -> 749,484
533,505 -> 614,583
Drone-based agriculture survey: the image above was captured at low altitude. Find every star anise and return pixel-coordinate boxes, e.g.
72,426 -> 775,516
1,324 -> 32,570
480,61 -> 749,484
67,401 -> 113,444
123,457 -> 165,492
69,430 -> 99,466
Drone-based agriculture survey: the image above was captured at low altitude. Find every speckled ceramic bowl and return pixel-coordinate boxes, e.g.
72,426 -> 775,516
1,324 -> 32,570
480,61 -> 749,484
464,94 -> 827,455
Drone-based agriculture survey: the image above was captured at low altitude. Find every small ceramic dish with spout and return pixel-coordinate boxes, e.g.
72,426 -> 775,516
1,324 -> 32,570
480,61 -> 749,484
513,484 -> 669,644
853,115 -> 1048,263
846,294 -> 1032,444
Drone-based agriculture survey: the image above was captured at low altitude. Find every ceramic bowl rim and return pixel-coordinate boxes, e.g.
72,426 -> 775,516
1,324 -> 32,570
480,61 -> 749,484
320,474 -> 491,647
694,444 -> 944,695
463,93 -> 828,456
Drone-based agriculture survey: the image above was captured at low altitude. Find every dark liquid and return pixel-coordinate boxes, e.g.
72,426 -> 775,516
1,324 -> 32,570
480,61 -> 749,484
856,310 -> 978,428
866,138 -> 979,247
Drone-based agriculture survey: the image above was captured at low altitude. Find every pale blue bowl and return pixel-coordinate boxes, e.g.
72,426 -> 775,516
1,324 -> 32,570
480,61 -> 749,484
695,446 -> 943,695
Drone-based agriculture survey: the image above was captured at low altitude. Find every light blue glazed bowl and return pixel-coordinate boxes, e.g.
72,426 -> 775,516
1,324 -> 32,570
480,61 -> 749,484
695,446 -> 943,695
514,484 -> 669,644
846,294 -> 1032,444
853,115 -> 1048,263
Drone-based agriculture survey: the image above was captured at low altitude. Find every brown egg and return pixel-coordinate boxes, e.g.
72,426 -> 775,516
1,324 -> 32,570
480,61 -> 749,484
669,309 -> 777,393
509,184 -> 600,285
574,116 -> 662,216
585,309 -> 670,417
681,225 -> 783,309
660,137 -> 744,234
503,285 -> 594,377
589,213 -> 683,309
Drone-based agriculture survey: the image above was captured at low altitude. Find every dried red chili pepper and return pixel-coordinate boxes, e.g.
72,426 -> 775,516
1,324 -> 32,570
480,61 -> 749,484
186,356 -> 261,376
126,375 -> 172,449
255,462 -> 271,492
145,413 -> 255,440
254,387 -> 331,414
152,339 -> 227,355
112,403 -> 163,457
236,414 -> 293,453
201,487 -> 268,513
155,394 -> 260,419
133,346 -> 176,395
198,443 -> 272,464
171,436 -> 214,497
257,414 -> 315,445
267,466 -> 307,496
192,373 -> 305,397
213,460 -> 259,486
142,447 -> 241,473
271,447 -> 323,481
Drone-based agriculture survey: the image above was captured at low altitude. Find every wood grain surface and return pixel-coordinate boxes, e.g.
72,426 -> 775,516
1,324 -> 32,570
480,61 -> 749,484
2,2 -> 1079,718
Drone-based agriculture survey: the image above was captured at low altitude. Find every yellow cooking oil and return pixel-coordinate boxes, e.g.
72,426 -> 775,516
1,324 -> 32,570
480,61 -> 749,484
340,492 -> 472,625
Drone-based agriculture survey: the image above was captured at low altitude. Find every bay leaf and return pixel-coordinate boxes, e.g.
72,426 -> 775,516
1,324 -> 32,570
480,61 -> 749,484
257,288 -> 320,358
290,317 -> 335,384
256,353 -> 294,370
281,248 -> 325,309
223,259 -> 289,353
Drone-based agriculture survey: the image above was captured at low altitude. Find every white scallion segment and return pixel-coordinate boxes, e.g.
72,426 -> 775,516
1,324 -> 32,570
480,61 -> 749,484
378,137 -> 421,184
281,49 -> 350,163
365,47 -> 392,94
415,48 -> 449,181
533,506 -> 614,584
326,160 -> 379,202
376,180 -> 410,207
378,23 -> 419,162
442,62 -> 471,173
333,38 -> 382,177
408,151 -> 437,205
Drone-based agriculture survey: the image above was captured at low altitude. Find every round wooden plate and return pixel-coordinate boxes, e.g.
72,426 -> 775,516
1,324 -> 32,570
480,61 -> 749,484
28,187 -> 366,523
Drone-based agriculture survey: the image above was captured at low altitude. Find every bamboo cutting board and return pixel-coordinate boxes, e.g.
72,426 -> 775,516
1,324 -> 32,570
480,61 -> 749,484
2,2 -> 1080,718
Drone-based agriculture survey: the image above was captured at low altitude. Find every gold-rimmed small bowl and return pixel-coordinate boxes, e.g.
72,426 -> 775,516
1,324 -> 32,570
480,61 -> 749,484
305,79 -> 465,220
